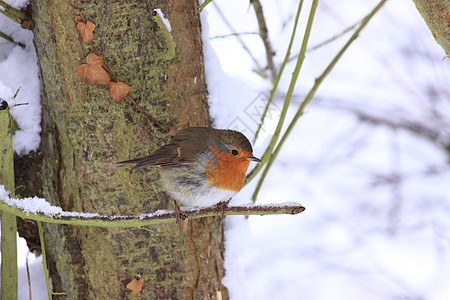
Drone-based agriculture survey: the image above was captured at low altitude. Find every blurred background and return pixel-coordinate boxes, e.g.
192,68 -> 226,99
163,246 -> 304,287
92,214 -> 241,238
202,0 -> 450,299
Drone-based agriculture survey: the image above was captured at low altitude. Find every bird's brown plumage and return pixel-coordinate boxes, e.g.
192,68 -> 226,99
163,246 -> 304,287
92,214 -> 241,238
116,127 -> 254,170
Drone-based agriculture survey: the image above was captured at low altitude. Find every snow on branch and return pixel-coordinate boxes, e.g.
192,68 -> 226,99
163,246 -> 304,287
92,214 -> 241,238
0,186 -> 305,227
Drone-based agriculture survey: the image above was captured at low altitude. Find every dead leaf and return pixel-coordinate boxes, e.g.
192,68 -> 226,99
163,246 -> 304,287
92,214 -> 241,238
76,20 -> 96,42
108,81 -> 130,103
85,52 -> 104,66
126,278 -> 144,297
76,53 -> 110,84
76,64 -> 110,85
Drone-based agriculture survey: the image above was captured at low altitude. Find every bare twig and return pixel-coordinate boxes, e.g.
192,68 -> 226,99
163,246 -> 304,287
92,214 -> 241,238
37,221 -> 67,299
251,0 -> 277,81
345,108 -> 444,142
252,0 -> 305,143
288,94 -> 449,146
251,0 -> 388,200
125,95 -> 168,132
306,18 -> 361,52
0,31 -> 25,48
212,2 -> 265,75
210,32 -> 259,40
247,0 -> 317,189
26,253 -> 32,300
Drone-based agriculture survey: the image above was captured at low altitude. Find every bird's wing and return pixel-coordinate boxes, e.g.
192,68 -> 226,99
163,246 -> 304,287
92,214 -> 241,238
116,131 -> 207,170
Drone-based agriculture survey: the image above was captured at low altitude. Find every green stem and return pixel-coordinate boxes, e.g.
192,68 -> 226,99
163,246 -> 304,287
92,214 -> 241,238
0,107 -> 17,300
0,31 -> 25,48
252,0 -> 388,200
0,213 -> 17,299
198,0 -> 214,12
253,0 -> 305,143
0,0 -> 27,24
37,221 -> 53,300
247,0 -> 318,189
152,10 -> 175,60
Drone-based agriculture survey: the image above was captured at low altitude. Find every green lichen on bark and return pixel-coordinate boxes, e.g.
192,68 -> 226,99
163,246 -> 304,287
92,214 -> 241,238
31,0 -> 225,298
412,0 -> 450,55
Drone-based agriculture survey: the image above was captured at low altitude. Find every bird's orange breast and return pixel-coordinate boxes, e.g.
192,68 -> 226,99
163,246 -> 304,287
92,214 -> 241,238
205,146 -> 251,192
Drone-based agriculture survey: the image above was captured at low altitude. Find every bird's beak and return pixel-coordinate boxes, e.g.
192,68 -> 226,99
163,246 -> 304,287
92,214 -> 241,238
246,156 -> 261,163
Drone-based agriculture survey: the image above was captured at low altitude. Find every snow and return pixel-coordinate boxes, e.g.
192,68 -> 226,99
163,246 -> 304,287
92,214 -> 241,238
0,185 -> 177,220
1,0 -> 28,10
1,0 -> 449,299
0,185 -> 96,218
0,2 -> 41,155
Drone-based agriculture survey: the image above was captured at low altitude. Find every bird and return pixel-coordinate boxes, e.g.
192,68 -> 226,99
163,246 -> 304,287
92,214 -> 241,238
116,127 -> 261,221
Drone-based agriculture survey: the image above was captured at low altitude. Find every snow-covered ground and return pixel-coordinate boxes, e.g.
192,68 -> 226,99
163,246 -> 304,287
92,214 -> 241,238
1,0 -> 449,299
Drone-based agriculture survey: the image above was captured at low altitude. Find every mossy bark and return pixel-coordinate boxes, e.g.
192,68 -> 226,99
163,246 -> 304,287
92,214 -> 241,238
412,0 -> 449,55
31,0 -> 227,298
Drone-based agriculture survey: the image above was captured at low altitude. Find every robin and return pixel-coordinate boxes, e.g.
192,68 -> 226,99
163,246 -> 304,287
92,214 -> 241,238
116,127 -> 261,221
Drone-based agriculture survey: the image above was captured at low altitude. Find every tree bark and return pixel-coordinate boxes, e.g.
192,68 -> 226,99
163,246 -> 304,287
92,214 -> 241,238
412,0 -> 450,55
31,0 -> 227,298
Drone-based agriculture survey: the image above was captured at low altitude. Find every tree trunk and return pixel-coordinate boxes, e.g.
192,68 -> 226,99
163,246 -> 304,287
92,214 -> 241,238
412,0 -> 450,55
31,0 -> 227,298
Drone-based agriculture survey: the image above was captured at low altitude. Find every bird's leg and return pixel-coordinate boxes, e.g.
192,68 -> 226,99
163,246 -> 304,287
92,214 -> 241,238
215,199 -> 231,219
162,192 -> 185,224
173,199 -> 184,224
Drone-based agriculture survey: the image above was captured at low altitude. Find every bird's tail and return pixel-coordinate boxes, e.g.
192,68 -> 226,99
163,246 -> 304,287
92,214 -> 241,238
115,157 -> 159,170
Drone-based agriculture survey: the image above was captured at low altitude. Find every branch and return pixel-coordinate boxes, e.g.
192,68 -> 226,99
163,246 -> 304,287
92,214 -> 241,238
251,0 -> 277,81
125,94 -> 168,131
0,0 -> 33,29
252,0 -> 305,143
329,104 -> 450,158
198,0 -> 213,12
246,0 -> 317,187
0,30 -> 25,48
306,18 -> 362,52
37,222 -> 55,300
152,9 -> 175,60
0,0 -> 26,23
0,196 -> 305,228
250,0 -> 388,201
210,32 -> 259,40
212,2 -> 265,75
0,103 -> 17,300
337,106 -> 445,142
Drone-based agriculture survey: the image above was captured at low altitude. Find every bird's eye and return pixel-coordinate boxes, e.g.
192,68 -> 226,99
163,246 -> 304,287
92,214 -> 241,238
231,149 -> 239,156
